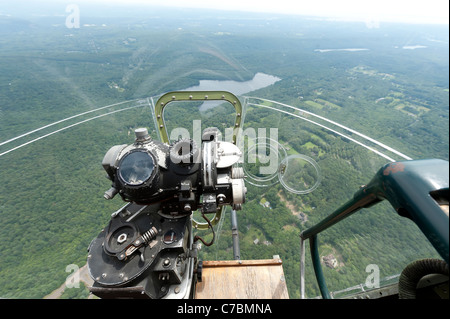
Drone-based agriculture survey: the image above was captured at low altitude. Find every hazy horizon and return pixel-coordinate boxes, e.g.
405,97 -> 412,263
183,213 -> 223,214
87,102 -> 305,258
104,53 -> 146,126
0,0 -> 448,25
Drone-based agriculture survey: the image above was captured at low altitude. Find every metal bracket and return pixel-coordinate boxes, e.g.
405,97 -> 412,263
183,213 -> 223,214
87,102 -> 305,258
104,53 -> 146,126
154,91 -> 243,145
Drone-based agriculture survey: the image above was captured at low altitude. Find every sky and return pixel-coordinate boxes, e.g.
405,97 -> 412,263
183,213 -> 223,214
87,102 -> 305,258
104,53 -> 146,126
0,0 -> 448,25
84,0 -> 449,24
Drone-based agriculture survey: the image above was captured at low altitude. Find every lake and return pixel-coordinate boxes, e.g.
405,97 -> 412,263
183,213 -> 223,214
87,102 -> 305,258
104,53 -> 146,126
183,72 -> 281,111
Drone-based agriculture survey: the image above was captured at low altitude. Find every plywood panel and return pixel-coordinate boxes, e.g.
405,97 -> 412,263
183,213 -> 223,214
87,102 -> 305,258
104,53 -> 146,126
195,258 -> 289,299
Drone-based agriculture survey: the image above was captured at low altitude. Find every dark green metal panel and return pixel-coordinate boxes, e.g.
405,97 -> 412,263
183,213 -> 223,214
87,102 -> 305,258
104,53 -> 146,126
300,159 -> 449,299
368,159 -> 449,263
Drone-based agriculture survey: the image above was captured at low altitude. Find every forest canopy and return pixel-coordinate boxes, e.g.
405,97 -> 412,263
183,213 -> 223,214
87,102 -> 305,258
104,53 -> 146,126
0,6 -> 448,298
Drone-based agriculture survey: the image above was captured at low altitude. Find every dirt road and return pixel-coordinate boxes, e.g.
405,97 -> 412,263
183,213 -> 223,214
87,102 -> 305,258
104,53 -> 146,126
44,264 -> 94,299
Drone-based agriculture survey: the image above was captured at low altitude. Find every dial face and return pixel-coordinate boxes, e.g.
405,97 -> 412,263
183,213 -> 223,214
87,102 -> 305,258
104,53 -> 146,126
105,225 -> 136,255
119,150 -> 155,186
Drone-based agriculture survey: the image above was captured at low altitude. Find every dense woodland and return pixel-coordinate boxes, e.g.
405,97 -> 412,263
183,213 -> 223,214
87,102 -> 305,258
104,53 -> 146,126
0,6 -> 448,298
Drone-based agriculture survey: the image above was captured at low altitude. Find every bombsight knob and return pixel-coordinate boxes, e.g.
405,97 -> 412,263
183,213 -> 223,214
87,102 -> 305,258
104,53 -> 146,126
135,128 -> 150,142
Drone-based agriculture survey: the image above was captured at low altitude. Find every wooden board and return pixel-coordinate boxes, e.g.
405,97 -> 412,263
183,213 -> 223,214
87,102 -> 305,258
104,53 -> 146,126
194,257 -> 289,299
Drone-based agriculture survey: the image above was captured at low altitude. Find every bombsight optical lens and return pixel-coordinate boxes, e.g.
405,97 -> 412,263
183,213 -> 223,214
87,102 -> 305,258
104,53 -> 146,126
118,150 -> 155,186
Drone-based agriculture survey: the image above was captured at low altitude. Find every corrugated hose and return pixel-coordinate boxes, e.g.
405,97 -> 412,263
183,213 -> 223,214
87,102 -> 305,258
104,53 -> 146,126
398,258 -> 449,299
